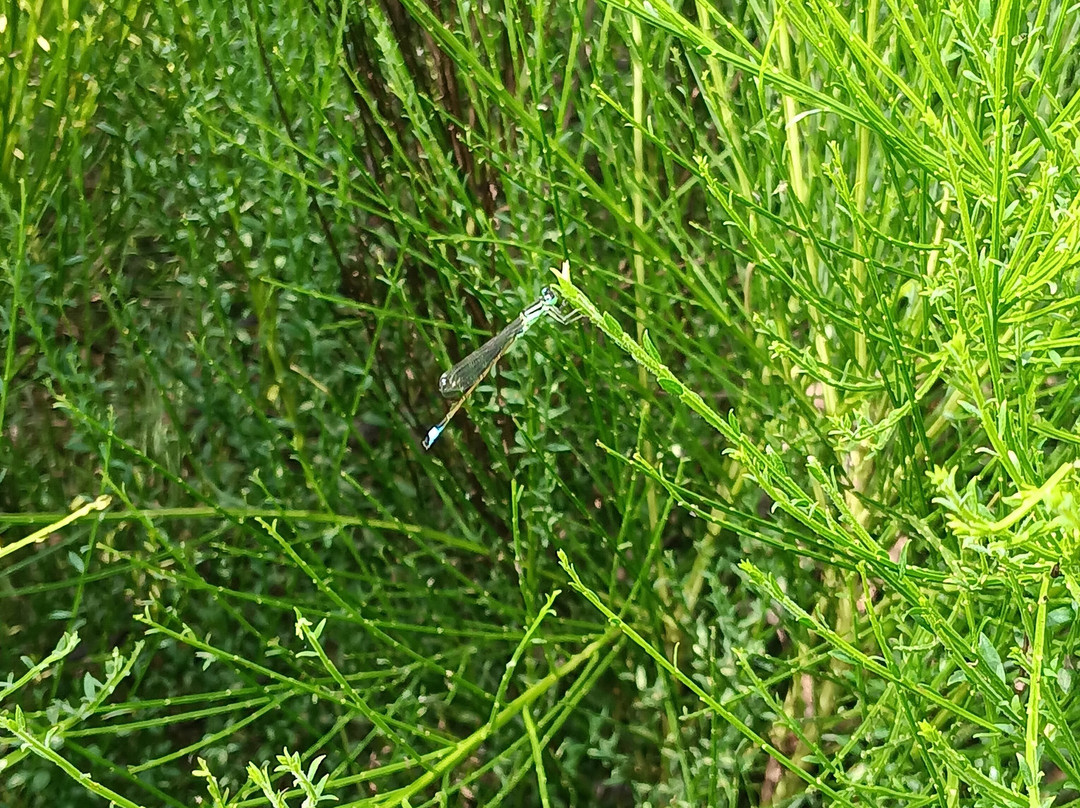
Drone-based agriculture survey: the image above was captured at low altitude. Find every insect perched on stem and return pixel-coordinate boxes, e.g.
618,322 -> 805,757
422,286 -> 579,450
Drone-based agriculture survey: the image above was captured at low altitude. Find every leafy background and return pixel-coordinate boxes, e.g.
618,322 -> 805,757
2,0 -> 1080,805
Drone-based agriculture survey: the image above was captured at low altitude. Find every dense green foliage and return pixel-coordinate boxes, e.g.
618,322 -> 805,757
3,0 -> 1080,805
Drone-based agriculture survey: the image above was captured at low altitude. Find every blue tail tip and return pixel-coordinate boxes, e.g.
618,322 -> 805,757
422,425 -> 444,450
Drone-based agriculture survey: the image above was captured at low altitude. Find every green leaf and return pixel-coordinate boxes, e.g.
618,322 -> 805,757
1047,606 -> 1073,627
642,329 -> 662,363
658,378 -> 683,396
977,633 -> 1006,684
1058,668 -> 1072,694
601,312 -> 624,337
83,672 -> 99,701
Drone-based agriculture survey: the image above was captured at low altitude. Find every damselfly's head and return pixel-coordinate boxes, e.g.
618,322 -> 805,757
539,286 -> 557,305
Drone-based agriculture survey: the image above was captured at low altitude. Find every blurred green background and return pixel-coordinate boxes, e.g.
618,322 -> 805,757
3,0 -> 1080,805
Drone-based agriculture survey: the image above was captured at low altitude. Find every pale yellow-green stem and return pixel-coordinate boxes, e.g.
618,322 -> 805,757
774,14 -> 841,803
1025,572 -> 1051,808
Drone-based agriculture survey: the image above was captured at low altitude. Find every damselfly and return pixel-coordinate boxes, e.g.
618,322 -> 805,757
422,286 -> 578,450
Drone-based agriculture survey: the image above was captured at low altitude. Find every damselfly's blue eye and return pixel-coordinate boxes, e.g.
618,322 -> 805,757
539,286 -> 557,304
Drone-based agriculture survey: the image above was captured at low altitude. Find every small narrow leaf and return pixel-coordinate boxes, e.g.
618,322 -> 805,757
977,633 -> 1006,684
601,312 -> 624,337
83,672 -> 99,701
658,378 -> 683,396
642,329 -> 662,363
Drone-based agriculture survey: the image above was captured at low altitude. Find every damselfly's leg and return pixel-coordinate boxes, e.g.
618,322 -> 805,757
548,307 -> 583,325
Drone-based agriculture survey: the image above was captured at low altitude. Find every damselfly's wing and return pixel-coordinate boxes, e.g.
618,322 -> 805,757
438,315 -> 525,398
